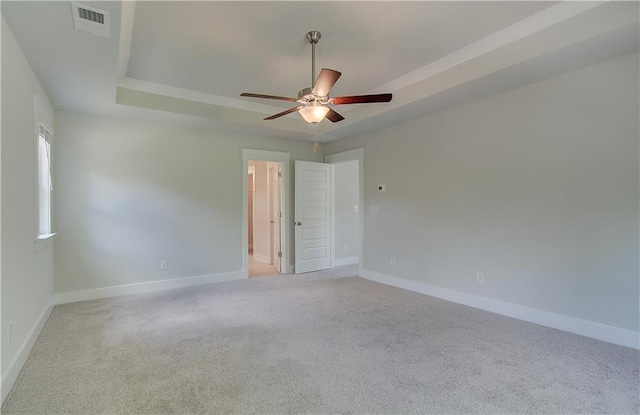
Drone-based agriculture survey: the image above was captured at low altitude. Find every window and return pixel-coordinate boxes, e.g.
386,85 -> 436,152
37,125 -> 53,236
35,95 -> 54,239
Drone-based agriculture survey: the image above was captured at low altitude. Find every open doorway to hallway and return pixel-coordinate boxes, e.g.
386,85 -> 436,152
248,160 -> 283,277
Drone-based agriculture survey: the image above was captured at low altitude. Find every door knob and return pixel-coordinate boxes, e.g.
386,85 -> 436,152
296,222 -> 302,226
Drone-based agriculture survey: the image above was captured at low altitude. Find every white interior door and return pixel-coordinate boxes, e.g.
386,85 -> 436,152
270,164 -> 282,272
295,160 -> 331,274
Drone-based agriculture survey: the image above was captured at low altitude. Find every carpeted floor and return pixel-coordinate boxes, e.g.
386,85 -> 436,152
3,267 -> 639,414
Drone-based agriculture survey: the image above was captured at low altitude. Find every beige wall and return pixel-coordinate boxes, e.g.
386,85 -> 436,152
1,18 -> 55,389
54,111 -> 323,293
324,53 -> 639,332
333,160 -> 359,261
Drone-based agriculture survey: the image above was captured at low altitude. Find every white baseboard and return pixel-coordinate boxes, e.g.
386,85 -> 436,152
253,253 -> 270,264
360,269 -> 639,350
1,299 -> 54,403
333,256 -> 359,267
55,270 -> 246,305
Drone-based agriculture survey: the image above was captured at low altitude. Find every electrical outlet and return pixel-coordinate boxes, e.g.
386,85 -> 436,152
160,260 -> 168,271
344,244 -> 349,252
390,257 -> 396,266
476,272 -> 485,284
353,205 -> 359,212
7,322 -> 13,344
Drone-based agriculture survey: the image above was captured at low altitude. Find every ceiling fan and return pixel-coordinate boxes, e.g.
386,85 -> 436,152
241,31 -> 392,125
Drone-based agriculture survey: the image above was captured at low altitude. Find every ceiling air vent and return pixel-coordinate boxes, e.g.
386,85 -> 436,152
78,7 -> 104,24
71,2 -> 109,37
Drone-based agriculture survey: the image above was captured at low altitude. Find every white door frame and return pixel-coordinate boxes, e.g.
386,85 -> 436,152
268,163 -> 274,264
248,165 -> 255,252
268,163 -> 282,272
242,149 -> 290,277
325,148 -> 364,274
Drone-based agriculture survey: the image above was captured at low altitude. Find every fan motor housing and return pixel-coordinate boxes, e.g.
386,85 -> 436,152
297,87 -> 314,101
297,87 -> 329,105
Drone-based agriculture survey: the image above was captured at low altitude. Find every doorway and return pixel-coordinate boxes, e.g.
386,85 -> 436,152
330,159 -> 360,267
248,160 -> 284,277
242,149 -> 290,278
325,148 -> 364,274
292,153 -> 362,274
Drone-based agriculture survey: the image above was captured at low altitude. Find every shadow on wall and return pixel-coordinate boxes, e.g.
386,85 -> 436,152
57,134 -> 243,292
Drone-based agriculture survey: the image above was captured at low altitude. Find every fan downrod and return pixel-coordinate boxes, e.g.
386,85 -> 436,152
306,31 -> 321,87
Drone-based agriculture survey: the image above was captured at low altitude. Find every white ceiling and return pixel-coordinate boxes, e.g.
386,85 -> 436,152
2,1 -> 639,142
127,2 -> 551,99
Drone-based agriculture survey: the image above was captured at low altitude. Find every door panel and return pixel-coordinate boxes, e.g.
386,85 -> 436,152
295,161 -> 331,274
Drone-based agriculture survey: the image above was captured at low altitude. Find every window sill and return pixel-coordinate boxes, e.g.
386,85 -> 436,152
35,233 -> 56,251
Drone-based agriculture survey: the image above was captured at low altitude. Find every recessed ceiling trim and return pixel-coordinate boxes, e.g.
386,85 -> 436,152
118,77 -> 297,115
384,0 -> 638,102
116,85 -> 318,137
370,1 -> 606,94
71,2 -> 110,37
117,0 -> 136,79
110,0 -> 637,142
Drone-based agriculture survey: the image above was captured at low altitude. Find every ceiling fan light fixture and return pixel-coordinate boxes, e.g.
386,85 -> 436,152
299,103 -> 329,124
240,30 -> 392,124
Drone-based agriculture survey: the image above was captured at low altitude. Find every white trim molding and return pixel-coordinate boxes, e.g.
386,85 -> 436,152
1,299 -> 55,403
360,269 -> 639,350
55,271 -> 245,305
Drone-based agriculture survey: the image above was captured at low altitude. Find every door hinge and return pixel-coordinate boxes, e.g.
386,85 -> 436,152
278,172 -> 282,177
278,252 -> 282,258
278,211 -> 282,218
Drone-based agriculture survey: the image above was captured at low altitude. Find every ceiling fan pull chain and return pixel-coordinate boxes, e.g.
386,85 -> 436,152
313,124 -> 319,153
